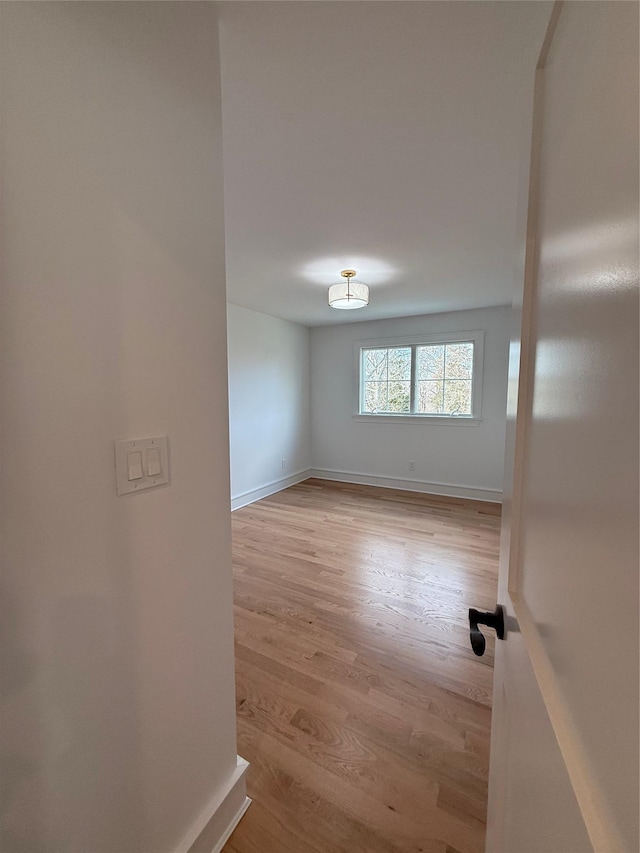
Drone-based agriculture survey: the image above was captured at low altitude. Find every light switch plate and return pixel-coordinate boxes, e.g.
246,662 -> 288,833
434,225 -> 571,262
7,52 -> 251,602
115,436 -> 169,496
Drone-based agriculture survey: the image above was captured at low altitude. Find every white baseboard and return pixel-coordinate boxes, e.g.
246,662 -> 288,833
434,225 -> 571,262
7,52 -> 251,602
231,469 -> 312,511
308,468 -> 502,503
175,756 -> 250,853
209,796 -> 251,853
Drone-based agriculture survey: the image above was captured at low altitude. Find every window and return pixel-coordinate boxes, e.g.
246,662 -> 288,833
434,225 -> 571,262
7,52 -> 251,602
356,332 -> 483,422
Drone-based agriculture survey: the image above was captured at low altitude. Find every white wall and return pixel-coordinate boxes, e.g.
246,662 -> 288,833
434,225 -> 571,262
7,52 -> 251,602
227,304 -> 310,509
0,5 -> 241,852
310,306 -> 511,501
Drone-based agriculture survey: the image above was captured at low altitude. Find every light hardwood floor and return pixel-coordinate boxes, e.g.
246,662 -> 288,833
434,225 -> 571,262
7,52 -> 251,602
223,479 -> 501,853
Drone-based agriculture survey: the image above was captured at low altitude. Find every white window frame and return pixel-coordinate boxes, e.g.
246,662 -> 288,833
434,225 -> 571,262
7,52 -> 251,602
353,330 -> 484,425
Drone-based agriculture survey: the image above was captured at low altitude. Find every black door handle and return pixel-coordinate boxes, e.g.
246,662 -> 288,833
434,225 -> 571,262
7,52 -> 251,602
468,605 -> 505,656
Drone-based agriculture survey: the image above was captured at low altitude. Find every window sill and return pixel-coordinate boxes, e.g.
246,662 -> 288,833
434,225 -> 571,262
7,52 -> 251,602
353,414 -> 483,426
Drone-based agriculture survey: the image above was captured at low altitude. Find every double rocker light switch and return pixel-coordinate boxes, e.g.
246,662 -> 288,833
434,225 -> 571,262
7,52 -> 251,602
115,436 -> 169,495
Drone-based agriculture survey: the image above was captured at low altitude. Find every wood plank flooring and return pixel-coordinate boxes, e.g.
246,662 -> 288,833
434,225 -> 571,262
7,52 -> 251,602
223,479 -> 501,853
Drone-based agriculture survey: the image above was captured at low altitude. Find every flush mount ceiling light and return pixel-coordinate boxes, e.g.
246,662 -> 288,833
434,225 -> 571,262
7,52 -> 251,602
328,269 -> 370,310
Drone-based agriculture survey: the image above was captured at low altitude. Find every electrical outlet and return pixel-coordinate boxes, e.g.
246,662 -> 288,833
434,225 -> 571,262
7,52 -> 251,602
409,460 -> 416,471
281,458 -> 287,470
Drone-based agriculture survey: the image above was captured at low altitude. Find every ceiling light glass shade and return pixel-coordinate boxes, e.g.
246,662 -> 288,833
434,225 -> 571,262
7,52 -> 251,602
328,280 -> 370,309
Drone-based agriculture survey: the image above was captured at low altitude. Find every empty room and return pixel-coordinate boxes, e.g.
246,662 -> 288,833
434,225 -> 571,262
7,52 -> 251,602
1,3 -> 637,853
221,3 -> 638,851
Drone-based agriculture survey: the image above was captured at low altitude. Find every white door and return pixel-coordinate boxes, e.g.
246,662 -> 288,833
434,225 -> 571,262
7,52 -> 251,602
484,2 -> 639,851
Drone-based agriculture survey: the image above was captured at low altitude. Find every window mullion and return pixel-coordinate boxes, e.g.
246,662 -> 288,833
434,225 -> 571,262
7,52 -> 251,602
442,344 -> 447,413
410,345 -> 417,414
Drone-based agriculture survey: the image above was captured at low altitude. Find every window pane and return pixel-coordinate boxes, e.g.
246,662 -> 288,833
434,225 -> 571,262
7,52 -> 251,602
387,381 -> 411,413
362,340 -> 476,417
443,380 -> 472,415
416,380 -> 444,413
445,343 -> 474,379
417,345 -> 445,380
363,382 -> 387,413
364,349 -> 388,382
387,347 -> 412,381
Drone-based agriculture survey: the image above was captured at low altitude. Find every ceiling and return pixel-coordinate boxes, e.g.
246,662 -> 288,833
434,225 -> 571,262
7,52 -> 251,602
218,1 -> 552,327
